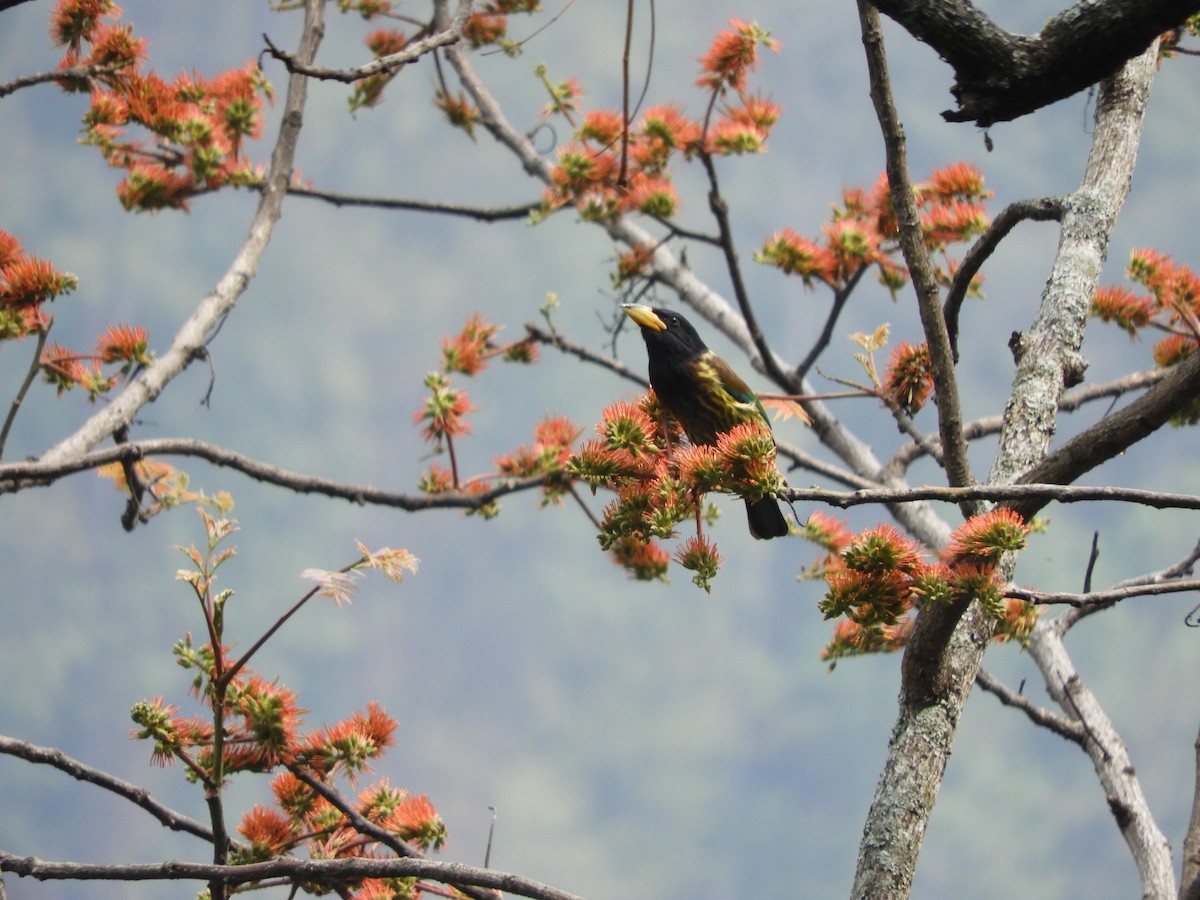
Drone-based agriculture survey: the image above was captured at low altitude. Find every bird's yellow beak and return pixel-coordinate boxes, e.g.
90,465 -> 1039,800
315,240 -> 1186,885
622,304 -> 667,332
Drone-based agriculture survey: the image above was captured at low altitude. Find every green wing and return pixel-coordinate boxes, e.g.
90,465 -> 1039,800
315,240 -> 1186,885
703,351 -> 774,431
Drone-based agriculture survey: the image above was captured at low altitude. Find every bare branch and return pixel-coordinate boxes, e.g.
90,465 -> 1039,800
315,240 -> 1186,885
0,850 -> 586,900
1181,722 -> 1200,900
524,323 -> 647,387
871,0 -> 1200,126
0,62 -> 127,98
859,0 -> 976,505
1006,578 -> 1200,608
0,325 -> 48,460
0,735 -> 231,849
697,152 -> 792,391
974,669 -> 1085,743
1025,619 -> 1176,897
885,366 -> 1172,473
1057,538 -> 1200,628
1012,349 -> 1200,520
262,0 -> 470,83
0,437 -> 550,509
281,183 -> 539,220
793,267 -> 868,384
944,197 -> 1065,359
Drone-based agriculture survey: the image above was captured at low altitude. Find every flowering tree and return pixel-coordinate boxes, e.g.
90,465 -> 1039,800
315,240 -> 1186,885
4,1 -> 1200,899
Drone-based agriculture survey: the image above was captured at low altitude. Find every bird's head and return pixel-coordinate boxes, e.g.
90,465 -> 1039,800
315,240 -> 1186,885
622,304 -> 709,365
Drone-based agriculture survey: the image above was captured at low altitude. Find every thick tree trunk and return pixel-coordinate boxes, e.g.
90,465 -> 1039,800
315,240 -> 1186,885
869,0 -> 1197,125
850,39 -> 1160,900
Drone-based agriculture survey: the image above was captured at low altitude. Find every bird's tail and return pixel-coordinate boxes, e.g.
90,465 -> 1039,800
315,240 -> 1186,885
745,496 -> 790,540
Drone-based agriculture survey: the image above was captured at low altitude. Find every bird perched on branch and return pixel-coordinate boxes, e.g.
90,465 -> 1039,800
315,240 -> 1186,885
622,304 -> 790,539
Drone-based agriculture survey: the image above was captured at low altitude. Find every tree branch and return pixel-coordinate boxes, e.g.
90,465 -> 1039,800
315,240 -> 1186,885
973,669 -> 1085,743
280,183 -> 539,220
885,366 -> 1171,473
0,850 -> 585,900
1025,619 -> 1176,897
870,0 -> 1200,126
1057,537 -> 1200,629
851,22 -> 1161,900
261,0 -> 470,83
859,0 -> 976,504
35,0 -> 322,468
1011,349 -> 1200,520
0,437 -> 550,509
0,735 -> 230,849
1181,722 -> 1200,900
944,197 -> 1065,359
1006,577 -> 1200,608
0,62 -> 128,99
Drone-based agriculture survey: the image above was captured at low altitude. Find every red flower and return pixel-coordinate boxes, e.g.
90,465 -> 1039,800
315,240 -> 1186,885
610,535 -> 670,582
943,509 -> 1029,565
755,228 -> 837,287
414,372 -> 475,442
883,341 -> 933,414
1091,285 -> 1155,335
921,162 -> 991,203
0,256 -> 78,307
384,793 -> 447,852
579,109 -> 625,145
238,805 -> 294,857
622,173 -> 679,217
697,18 -> 779,93
675,534 -> 722,593
96,323 -> 150,364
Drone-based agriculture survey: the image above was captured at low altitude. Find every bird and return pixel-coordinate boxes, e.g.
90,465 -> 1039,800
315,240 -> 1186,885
622,303 -> 790,539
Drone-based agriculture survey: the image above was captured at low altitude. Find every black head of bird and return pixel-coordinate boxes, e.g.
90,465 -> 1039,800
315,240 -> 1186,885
622,304 -> 790,539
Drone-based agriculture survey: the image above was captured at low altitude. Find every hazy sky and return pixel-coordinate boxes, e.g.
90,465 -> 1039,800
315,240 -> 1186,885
2,3 -> 1199,899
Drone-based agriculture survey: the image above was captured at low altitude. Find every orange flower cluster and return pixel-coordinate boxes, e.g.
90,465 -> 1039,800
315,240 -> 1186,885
0,229 -> 77,341
460,0 -> 540,50
415,315 -> 578,512
882,340 -> 933,415
537,20 -> 782,226
567,392 -> 781,588
49,0 -> 269,212
137,514 -> 445,884
755,164 -> 992,293
1092,247 -> 1200,423
808,508 -> 1035,666
1095,247 -> 1200,357
40,322 -> 151,400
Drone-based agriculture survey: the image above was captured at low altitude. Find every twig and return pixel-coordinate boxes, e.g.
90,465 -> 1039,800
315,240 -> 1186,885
885,366 -> 1173,473
261,0 -> 470,83
0,324 -> 49,460
524,323 -> 647,386
0,735 -> 234,849
793,267 -> 868,385
278,183 -> 539,220
944,197 -> 1065,359
858,0 -> 976,508
1,437 -> 550,508
0,62 -> 127,98
697,152 -> 792,391
1007,578 -> 1200,608
974,669 -> 1084,743
1058,537 -> 1200,630
0,849 -> 584,900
